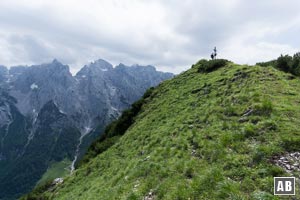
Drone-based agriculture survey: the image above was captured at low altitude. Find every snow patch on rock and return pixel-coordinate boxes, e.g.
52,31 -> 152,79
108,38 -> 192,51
30,83 -> 39,90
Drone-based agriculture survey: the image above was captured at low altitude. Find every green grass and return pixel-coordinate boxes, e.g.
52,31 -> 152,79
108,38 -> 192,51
24,60 -> 300,199
36,159 -> 71,186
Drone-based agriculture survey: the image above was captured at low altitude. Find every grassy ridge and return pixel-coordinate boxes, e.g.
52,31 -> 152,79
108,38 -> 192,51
24,60 -> 300,199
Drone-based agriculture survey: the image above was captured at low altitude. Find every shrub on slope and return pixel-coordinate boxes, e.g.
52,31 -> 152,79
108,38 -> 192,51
194,59 -> 229,73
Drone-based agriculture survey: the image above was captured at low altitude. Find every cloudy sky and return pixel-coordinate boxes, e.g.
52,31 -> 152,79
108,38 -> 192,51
0,0 -> 299,74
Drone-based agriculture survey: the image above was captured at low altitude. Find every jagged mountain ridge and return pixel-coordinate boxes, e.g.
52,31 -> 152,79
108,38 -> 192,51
0,59 -> 173,200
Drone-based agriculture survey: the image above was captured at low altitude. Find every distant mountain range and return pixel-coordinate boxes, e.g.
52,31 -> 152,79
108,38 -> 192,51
0,59 -> 173,200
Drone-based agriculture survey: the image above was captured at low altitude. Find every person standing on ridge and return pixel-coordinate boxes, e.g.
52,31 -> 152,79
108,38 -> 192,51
213,47 -> 217,59
211,47 -> 217,60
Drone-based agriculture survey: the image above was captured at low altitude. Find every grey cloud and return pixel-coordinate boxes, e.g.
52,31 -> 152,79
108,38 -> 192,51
8,35 -> 51,63
0,0 -> 299,74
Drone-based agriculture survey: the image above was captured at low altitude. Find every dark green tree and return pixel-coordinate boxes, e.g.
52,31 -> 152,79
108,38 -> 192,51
291,52 -> 300,75
276,54 -> 292,72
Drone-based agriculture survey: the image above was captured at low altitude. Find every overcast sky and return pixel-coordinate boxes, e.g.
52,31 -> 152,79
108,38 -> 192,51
0,0 -> 299,74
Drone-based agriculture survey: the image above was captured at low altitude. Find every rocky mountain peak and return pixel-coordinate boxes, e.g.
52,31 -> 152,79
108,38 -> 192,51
76,59 -> 113,78
115,63 -> 126,69
52,58 -> 60,64
92,59 -> 113,69
41,59 -> 70,74
89,59 -> 113,72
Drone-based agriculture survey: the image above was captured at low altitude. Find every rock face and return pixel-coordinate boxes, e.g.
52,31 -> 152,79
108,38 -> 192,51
0,59 -> 173,200
272,152 -> 300,173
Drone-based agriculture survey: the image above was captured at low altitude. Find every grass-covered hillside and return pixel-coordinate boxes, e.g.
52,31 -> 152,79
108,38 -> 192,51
23,59 -> 300,199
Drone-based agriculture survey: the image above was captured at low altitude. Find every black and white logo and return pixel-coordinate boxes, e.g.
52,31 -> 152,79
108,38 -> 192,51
274,177 -> 295,195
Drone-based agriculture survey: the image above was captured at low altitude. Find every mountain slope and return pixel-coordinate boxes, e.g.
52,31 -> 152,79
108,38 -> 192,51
0,59 -> 173,200
25,61 -> 300,199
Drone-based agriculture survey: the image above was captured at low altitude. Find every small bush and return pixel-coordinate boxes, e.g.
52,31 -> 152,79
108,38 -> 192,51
276,54 -> 292,72
291,53 -> 300,75
197,59 -> 229,73
258,53 -> 300,76
253,100 -> 273,116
